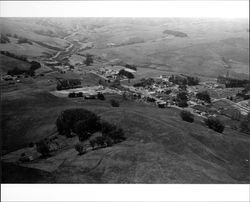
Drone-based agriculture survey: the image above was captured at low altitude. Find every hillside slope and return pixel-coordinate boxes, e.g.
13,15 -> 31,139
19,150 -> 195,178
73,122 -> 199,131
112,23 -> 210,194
2,94 -> 249,183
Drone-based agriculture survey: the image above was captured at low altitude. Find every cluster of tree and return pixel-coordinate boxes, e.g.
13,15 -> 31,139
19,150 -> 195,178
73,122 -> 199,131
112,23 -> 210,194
204,117 -> 225,133
186,76 -> 200,86
196,91 -> 211,103
217,76 -> 249,88
56,108 -> 126,154
0,34 -> 10,44
17,37 -> 33,45
125,64 -> 137,71
180,110 -> 194,122
7,61 -> 41,76
134,78 -> 154,87
118,69 -> 135,79
88,121 -> 126,151
0,51 -> 28,62
169,75 -> 200,86
56,79 -> 81,90
110,99 -> 120,107
84,54 -> 93,66
56,108 -> 100,138
176,91 -> 188,107
68,92 -> 83,98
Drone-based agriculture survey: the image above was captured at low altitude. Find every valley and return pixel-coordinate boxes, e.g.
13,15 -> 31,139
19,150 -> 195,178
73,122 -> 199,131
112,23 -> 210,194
0,18 -> 249,183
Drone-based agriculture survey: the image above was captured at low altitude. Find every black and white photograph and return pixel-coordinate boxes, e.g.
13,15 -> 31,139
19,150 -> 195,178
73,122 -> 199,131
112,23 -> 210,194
0,0 -> 249,201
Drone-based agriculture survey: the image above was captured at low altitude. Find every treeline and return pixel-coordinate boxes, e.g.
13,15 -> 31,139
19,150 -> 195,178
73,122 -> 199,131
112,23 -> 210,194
56,79 -> 82,90
17,37 -> 33,45
217,76 -> 249,88
169,75 -> 200,86
118,69 -> 135,79
1,51 -> 28,62
7,61 -> 41,76
125,64 -> 137,71
134,78 -> 155,87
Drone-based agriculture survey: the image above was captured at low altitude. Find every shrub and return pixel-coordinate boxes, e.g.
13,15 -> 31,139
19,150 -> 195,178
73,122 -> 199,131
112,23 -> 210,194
90,136 -> 114,150
97,93 -> 105,100
29,142 -> 35,147
118,69 -> 134,79
68,92 -> 76,98
56,108 -> 100,137
180,110 -> 194,122
77,92 -> 83,97
75,143 -> 86,155
196,91 -> 211,103
204,117 -> 225,133
56,79 -> 81,90
75,118 -> 101,141
36,140 -> 50,157
84,54 -> 93,66
17,37 -> 33,45
101,121 -> 126,143
177,100 -> 188,108
110,99 -> 120,107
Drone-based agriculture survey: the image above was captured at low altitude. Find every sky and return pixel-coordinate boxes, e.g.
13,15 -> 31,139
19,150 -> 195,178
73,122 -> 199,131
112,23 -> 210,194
0,1 -> 249,18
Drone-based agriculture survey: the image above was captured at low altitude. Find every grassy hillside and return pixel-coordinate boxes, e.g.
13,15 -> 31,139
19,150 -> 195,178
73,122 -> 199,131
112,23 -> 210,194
0,18 -> 70,57
0,54 -> 30,74
1,91 -> 249,183
82,18 -> 249,79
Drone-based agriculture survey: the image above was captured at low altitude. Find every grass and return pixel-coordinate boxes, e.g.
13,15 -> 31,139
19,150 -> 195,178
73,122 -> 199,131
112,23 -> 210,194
0,54 -> 30,73
2,92 -> 249,183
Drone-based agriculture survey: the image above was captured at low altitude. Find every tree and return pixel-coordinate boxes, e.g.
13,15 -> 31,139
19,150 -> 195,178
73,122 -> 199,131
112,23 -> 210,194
118,69 -> 134,79
97,93 -> 105,100
36,140 -> 50,157
187,76 -> 200,86
75,118 -> 100,141
110,99 -> 120,107
176,91 -> 188,107
125,64 -> 137,71
204,117 -> 225,133
196,91 -> 211,103
180,110 -> 194,122
75,143 -> 86,155
56,108 -> 100,137
100,121 -> 126,143
84,54 -> 93,66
